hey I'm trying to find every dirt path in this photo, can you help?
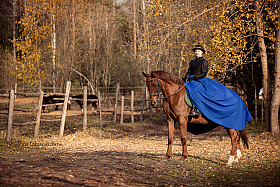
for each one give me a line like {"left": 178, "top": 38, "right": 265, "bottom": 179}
{"left": 0, "top": 121, "right": 279, "bottom": 187}
{"left": 0, "top": 97, "right": 279, "bottom": 186}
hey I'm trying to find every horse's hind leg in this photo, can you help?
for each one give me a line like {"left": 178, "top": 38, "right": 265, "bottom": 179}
{"left": 235, "top": 131, "right": 242, "bottom": 163}
{"left": 226, "top": 129, "right": 239, "bottom": 166}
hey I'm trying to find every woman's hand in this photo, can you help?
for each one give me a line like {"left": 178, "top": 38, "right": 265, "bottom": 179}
{"left": 188, "top": 76, "right": 197, "bottom": 81}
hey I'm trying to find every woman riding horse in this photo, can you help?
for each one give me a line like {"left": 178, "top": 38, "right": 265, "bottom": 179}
{"left": 182, "top": 44, "right": 208, "bottom": 116}
{"left": 142, "top": 45, "right": 252, "bottom": 165}
{"left": 182, "top": 44, "right": 252, "bottom": 131}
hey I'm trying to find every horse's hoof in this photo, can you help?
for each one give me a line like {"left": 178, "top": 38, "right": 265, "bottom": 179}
{"left": 236, "top": 150, "right": 242, "bottom": 160}
{"left": 178, "top": 156, "right": 187, "bottom": 162}
{"left": 226, "top": 155, "right": 235, "bottom": 166}
{"left": 226, "top": 163, "right": 233, "bottom": 166}
{"left": 178, "top": 160, "right": 184, "bottom": 163}
{"left": 162, "top": 156, "right": 170, "bottom": 161}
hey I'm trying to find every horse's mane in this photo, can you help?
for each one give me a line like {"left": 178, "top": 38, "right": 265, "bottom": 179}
{"left": 151, "top": 70, "right": 183, "bottom": 85}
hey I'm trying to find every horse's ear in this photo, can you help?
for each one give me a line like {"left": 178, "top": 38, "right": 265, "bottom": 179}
{"left": 142, "top": 72, "right": 149, "bottom": 77}
{"left": 151, "top": 72, "right": 157, "bottom": 78}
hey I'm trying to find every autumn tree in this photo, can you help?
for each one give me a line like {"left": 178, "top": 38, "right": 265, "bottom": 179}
{"left": 13, "top": 0, "right": 137, "bottom": 93}
{"left": 16, "top": 0, "right": 52, "bottom": 86}
{"left": 141, "top": 0, "right": 279, "bottom": 133}
{"left": 72, "top": 0, "right": 138, "bottom": 91}
{"left": 141, "top": 0, "right": 218, "bottom": 76}
{"left": 0, "top": 0, "right": 21, "bottom": 90}
{"left": 14, "top": 0, "right": 68, "bottom": 90}
{"left": 210, "top": 0, "right": 279, "bottom": 133}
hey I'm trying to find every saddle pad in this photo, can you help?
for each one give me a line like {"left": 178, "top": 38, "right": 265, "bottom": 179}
{"left": 185, "top": 93, "right": 193, "bottom": 107}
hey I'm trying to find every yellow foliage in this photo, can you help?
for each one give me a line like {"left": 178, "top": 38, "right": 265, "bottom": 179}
{"left": 209, "top": 0, "right": 279, "bottom": 78}
{"left": 141, "top": 0, "right": 278, "bottom": 79}
{"left": 13, "top": 0, "right": 67, "bottom": 84}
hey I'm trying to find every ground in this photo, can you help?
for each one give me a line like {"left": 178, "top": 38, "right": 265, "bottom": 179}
{"left": 0, "top": 97, "right": 279, "bottom": 186}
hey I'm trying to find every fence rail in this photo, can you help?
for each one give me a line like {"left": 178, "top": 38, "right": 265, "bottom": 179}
{"left": 1, "top": 82, "right": 159, "bottom": 142}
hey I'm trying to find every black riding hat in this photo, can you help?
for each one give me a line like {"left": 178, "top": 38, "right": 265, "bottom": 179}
{"left": 192, "top": 45, "right": 205, "bottom": 54}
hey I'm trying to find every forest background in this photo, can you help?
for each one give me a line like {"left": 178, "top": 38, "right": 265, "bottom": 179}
{"left": 0, "top": 0, "right": 279, "bottom": 134}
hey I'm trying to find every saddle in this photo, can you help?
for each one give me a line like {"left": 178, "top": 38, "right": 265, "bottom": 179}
{"left": 184, "top": 93, "right": 193, "bottom": 107}
{"left": 185, "top": 93, "right": 202, "bottom": 117}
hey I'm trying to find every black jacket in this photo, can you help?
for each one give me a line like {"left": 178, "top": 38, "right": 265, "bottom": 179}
{"left": 183, "top": 57, "right": 208, "bottom": 81}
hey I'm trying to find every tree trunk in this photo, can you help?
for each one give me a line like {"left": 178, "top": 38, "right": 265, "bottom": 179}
{"left": 254, "top": 1, "right": 271, "bottom": 131}
{"left": 71, "top": 0, "right": 75, "bottom": 66}
{"left": 51, "top": 3, "right": 57, "bottom": 93}
{"left": 133, "top": 0, "right": 137, "bottom": 59}
{"left": 12, "top": 0, "right": 17, "bottom": 83}
{"left": 270, "top": 15, "right": 280, "bottom": 135}
{"left": 89, "top": 7, "right": 94, "bottom": 93}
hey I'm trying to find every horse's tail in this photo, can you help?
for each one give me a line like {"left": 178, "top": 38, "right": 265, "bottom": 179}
{"left": 239, "top": 128, "right": 249, "bottom": 149}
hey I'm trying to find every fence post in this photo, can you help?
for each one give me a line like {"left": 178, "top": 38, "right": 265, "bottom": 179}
{"left": 156, "top": 102, "right": 159, "bottom": 116}
{"left": 131, "top": 91, "right": 134, "bottom": 123}
{"left": 146, "top": 86, "right": 149, "bottom": 108}
{"left": 98, "top": 91, "right": 102, "bottom": 128}
{"left": 150, "top": 104, "right": 153, "bottom": 119}
{"left": 113, "top": 83, "right": 120, "bottom": 124}
{"left": 83, "top": 86, "right": 87, "bottom": 131}
{"left": 120, "top": 95, "right": 124, "bottom": 125}
{"left": 59, "top": 81, "right": 71, "bottom": 137}
{"left": 14, "top": 83, "right": 17, "bottom": 100}
{"left": 34, "top": 90, "right": 44, "bottom": 138}
{"left": 6, "top": 90, "right": 14, "bottom": 142}
{"left": 140, "top": 88, "right": 145, "bottom": 122}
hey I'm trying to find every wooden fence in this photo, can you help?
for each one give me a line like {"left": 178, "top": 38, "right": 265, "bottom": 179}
{"left": 2, "top": 82, "right": 159, "bottom": 142}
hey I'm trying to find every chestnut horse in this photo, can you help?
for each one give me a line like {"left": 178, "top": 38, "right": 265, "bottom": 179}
{"left": 142, "top": 70, "right": 249, "bottom": 166}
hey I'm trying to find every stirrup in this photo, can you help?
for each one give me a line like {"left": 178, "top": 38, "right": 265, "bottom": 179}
{"left": 190, "top": 111, "right": 201, "bottom": 117}
{"left": 189, "top": 107, "right": 201, "bottom": 117}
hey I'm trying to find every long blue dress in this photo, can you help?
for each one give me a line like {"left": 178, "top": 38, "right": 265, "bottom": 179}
{"left": 184, "top": 76, "right": 252, "bottom": 130}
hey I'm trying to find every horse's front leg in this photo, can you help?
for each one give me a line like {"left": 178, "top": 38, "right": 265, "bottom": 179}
{"left": 162, "top": 117, "right": 175, "bottom": 161}
{"left": 178, "top": 117, "right": 188, "bottom": 162}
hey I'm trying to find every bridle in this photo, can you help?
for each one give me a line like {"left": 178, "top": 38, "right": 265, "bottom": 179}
{"left": 147, "top": 78, "right": 161, "bottom": 99}
{"left": 147, "top": 77, "right": 188, "bottom": 100}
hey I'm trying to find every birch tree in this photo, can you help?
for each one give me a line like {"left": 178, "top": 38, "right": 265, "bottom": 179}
{"left": 254, "top": 0, "right": 271, "bottom": 131}
{"left": 270, "top": 2, "right": 280, "bottom": 134}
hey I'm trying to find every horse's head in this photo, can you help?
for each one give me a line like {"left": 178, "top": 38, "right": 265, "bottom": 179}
{"left": 142, "top": 72, "right": 162, "bottom": 106}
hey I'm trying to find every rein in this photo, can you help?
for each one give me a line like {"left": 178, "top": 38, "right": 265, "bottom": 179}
{"left": 147, "top": 77, "right": 188, "bottom": 100}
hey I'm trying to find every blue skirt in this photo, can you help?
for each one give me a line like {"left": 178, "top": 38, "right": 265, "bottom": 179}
{"left": 184, "top": 77, "right": 252, "bottom": 130}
